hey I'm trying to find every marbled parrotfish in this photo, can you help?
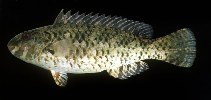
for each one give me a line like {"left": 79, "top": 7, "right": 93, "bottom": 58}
{"left": 7, "top": 9, "right": 196, "bottom": 87}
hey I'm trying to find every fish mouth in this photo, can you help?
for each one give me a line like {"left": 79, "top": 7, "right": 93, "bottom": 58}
{"left": 7, "top": 33, "right": 22, "bottom": 54}
{"left": 7, "top": 39, "right": 14, "bottom": 52}
{"left": 7, "top": 36, "right": 21, "bottom": 55}
{"left": 7, "top": 40, "right": 17, "bottom": 55}
{"left": 7, "top": 39, "right": 22, "bottom": 59}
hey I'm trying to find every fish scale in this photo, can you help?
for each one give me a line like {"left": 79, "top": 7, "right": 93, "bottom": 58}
{"left": 49, "top": 24, "right": 141, "bottom": 71}
{"left": 8, "top": 9, "right": 196, "bottom": 87}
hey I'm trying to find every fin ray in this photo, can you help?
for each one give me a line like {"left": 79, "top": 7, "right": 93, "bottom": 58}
{"left": 53, "top": 9, "right": 64, "bottom": 25}
{"left": 150, "top": 28, "right": 196, "bottom": 67}
{"left": 53, "top": 10, "right": 153, "bottom": 38}
{"left": 51, "top": 70, "right": 68, "bottom": 87}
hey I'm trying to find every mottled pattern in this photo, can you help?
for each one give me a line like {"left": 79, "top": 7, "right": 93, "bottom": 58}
{"left": 7, "top": 10, "right": 196, "bottom": 86}
{"left": 148, "top": 29, "right": 196, "bottom": 67}
{"left": 107, "top": 61, "right": 149, "bottom": 79}
{"left": 39, "top": 24, "right": 151, "bottom": 73}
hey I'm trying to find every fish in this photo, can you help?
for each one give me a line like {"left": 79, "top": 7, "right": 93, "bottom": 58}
{"left": 7, "top": 9, "right": 196, "bottom": 87}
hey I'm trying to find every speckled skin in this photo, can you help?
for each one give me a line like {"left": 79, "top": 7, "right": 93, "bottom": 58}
{"left": 8, "top": 23, "right": 195, "bottom": 72}
{"left": 7, "top": 10, "right": 196, "bottom": 86}
{"left": 9, "top": 23, "right": 153, "bottom": 72}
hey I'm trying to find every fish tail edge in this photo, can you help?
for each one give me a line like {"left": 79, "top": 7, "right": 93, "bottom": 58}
{"left": 152, "top": 28, "right": 196, "bottom": 67}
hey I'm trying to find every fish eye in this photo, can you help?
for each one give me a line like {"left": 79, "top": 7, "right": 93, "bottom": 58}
{"left": 22, "top": 33, "right": 31, "bottom": 40}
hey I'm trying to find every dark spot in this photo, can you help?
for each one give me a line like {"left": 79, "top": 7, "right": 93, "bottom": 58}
{"left": 96, "top": 50, "right": 99, "bottom": 56}
{"left": 65, "top": 56, "right": 68, "bottom": 59}
{"left": 83, "top": 48, "right": 87, "bottom": 55}
{"left": 85, "top": 41, "right": 89, "bottom": 47}
{"left": 108, "top": 69, "right": 112, "bottom": 73}
{"left": 104, "top": 37, "right": 108, "bottom": 42}
{"left": 108, "top": 43, "right": 111, "bottom": 47}
{"left": 110, "top": 62, "right": 113, "bottom": 65}
{"left": 165, "top": 53, "right": 168, "bottom": 56}
{"left": 121, "top": 52, "right": 124, "bottom": 57}
{"left": 162, "top": 47, "right": 166, "bottom": 50}
{"left": 157, "top": 54, "right": 160, "bottom": 59}
{"left": 81, "top": 33, "right": 85, "bottom": 41}
{"left": 148, "top": 55, "right": 150, "bottom": 58}
{"left": 99, "top": 36, "right": 103, "bottom": 41}
{"left": 14, "top": 49, "right": 23, "bottom": 57}
{"left": 78, "top": 38, "right": 83, "bottom": 43}
{"left": 91, "top": 42, "right": 94, "bottom": 47}
{"left": 98, "top": 64, "right": 101, "bottom": 68}
{"left": 69, "top": 34, "right": 73, "bottom": 38}
{"left": 99, "top": 56, "right": 102, "bottom": 59}
{"left": 73, "top": 55, "right": 77, "bottom": 60}
{"left": 126, "top": 53, "right": 129, "bottom": 57}
{"left": 52, "top": 31, "right": 57, "bottom": 38}
{"left": 117, "top": 51, "right": 120, "bottom": 54}
{"left": 53, "top": 60, "right": 57, "bottom": 65}
{"left": 72, "top": 38, "right": 76, "bottom": 43}
{"left": 44, "top": 58, "right": 48, "bottom": 62}
{"left": 120, "top": 40, "right": 124, "bottom": 45}
{"left": 77, "top": 64, "right": 81, "bottom": 68}
{"left": 94, "top": 56, "right": 97, "bottom": 61}
{"left": 164, "top": 42, "right": 168, "bottom": 46}
{"left": 106, "top": 50, "right": 109, "bottom": 54}
{"left": 140, "top": 51, "right": 142, "bottom": 56}
{"left": 101, "top": 50, "right": 104, "bottom": 55}
{"left": 44, "top": 31, "right": 52, "bottom": 38}
{"left": 106, "top": 57, "right": 108, "bottom": 61}
{"left": 76, "top": 49, "right": 80, "bottom": 55}
{"left": 138, "top": 56, "right": 141, "bottom": 60}
{"left": 119, "top": 66, "right": 123, "bottom": 72}
{"left": 48, "top": 49, "right": 55, "bottom": 54}
{"left": 69, "top": 63, "right": 73, "bottom": 68}
{"left": 94, "top": 37, "right": 97, "bottom": 41}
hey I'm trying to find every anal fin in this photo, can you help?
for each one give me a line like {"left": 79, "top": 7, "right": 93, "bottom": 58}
{"left": 107, "top": 61, "right": 149, "bottom": 79}
{"left": 51, "top": 70, "right": 68, "bottom": 87}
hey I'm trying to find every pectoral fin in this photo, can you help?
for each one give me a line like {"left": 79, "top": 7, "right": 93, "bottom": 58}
{"left": 51, "top": 70, "right": 68, "bottom": 87}
{"left": 107, "top": 61, "right": 149, "bottom": 79}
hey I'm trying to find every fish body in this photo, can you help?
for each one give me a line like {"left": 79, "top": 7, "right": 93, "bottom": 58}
{"left": 8, "top": 10, "right": 196, "bottom": 86}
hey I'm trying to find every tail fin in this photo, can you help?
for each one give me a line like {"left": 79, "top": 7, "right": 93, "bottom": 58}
{"left": 151, "top": 28, "right": 196, "bottom": 67}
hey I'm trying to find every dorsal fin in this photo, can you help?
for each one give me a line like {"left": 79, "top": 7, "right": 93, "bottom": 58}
{"left": 53, "top": 9, "right": 64, "bottom": 25}
{"left": 53, "top": 9, "right": 153, "bottom": 38}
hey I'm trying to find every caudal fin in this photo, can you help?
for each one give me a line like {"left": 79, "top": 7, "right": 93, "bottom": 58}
{"left": 151, "top": 28, "right": 196, "bottom": 67}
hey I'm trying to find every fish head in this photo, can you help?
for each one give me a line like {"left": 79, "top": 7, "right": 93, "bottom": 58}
{"left": 7, "top": 26, "right": 52, "bottom": 62}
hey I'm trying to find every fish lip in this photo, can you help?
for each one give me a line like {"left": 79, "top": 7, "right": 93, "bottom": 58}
{"left": 7, "top": 33, "right": 21, "bottom": 52}
{"left": 7, "top": 34, "right": 19, "bottom": 54}
{"left": 7, "top": 38, "right": 13, "bottom": 52}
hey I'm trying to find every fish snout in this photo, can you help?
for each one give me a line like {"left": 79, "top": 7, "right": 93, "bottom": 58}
{"left": 7, "top": 40, "right": 19, "bottom": 55}
{"left": 7, "top": 39, "right": 14, "bottom": 52}
{"left": 7, "top": 35, "right": 21, "bottom": 55}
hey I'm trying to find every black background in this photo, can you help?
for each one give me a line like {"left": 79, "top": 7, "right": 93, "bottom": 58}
{"left": 1, "top": 0, "right": 210, "bottom": 99}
